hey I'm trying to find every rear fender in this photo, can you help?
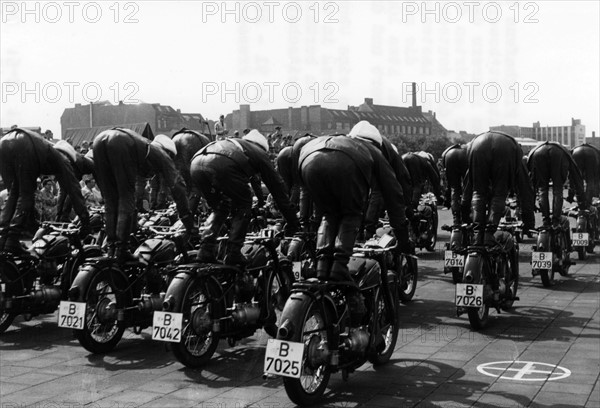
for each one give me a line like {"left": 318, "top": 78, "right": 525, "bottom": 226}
{"left": 536, "top": 231, "right": 551, "bottom": 252}
{"left": 162, "top": 268, "right": 223, "bottom": 314}
{"left": 277, "top": 290, "right": 337, "bottom": 344}
{"left": 68, "top": 258, "right": 129, "bottom": 301}
{"left": 462, "top": 252, "right": 484, "bottom": 284}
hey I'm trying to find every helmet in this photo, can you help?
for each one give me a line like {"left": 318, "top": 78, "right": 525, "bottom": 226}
{"left": 84, "top": 149, "right": 94, "bottom": 161}
{"left": 243, "top": 129, "right": 269, "bottom": 152}
{"left": 348, "top": 120, "right": 382, "bottom": 147}
{"left": 151, "top": 134, "right": 177, "bottom": 156}
{"left": 54, "top": 140, "right": 77, "bottom": 162}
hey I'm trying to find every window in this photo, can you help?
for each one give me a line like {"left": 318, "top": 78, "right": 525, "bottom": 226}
{"left": 419, "top": 127, "right": 423, "bottom": 134}
{"left": 384, "top": 125, "right": 389, "bottom": 134}
{"left": 402, "top": 125, "right": 406, "bottom": 134}
{"left": 425, "top": 127, "right": 430, "bottom": 135}
{"left": 336, "top": 122, "right": 342, "bottom": 130}
{"left": 328, "top": 122, "right": 333, "bottom": 129}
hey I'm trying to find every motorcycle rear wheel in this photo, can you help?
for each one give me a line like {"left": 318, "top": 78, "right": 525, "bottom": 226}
{"left": 467, "top": 278, "right": 490, "bottom": 330}
{"left": 283, "top": 302, "right": 332, "bottom": 406}
{"left": 75, "top": 269, "right": 126, "bottom": 353}
{"left": 171, "top": 278, "right": 220, "bottom": 368}
{"left": 264, "top": 267, "right": 294, "bottom": 338}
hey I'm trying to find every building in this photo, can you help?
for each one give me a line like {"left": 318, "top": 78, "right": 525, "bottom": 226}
{"left": 490, "top": 118, "right": 586, "bottom": 148}
{"left": 227, "top": 83, "right": 444, "bottom": 138}
{"left": 60, "top": 101, "right": 209, "bottom": 144}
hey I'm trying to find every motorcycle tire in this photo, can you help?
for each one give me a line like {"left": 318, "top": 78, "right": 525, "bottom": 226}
{"left": 556, "top": 231, "right": 571, "bottom": 278}
{"left": 500, "top": 257, "right": 519, "bottom": 311}
{"left": 264, "top": 267, "right": 294, "bottom": 338}
{"left": 368, "top": 285, "right": 399, "bottom": 366}
{"left": 425, "top": 208, "right": 438, "bottom": 252}
{"left": 171, "top": 277, "right": 221, "bottom": 368}
{"left": 398, "top": 255, "right": 418, "bottom": 303}
{"left": 0, "top": 262, "right": 19, "bottom": 334}
{"left": 283, "top": 301, "right": 332, "bottom": 407}
{"left": 74, "top": 269, "right": 126, "bottom": 353}
{"left": 467, "top": 278, "right": 490, "bottom": 330}
{"left": 577, "top": 246, "right": 587, "bottom": 261}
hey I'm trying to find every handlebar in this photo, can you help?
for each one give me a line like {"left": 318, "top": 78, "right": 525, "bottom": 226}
{"left": 41, "top": 222, "right": 80, "bottom": 235}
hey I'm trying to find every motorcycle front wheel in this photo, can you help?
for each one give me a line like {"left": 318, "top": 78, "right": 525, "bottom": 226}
{"left": 283, "top": 302, "right": 332, "bottom": 406}
{"left": 425, "top": 208, "right": 438, "bottom": 252}
{"left": 75, "top": 269, "right": 126, "bottom": 353}
{"left": 171, "top": 278, "right": 220, "bottom": 368}
{"left": 368, "top": 286, "right": 399, "bottom": 365}
{"left": 398, "top": 255, "right": 418, "bottom": 303}
{"left": 0, "top": 262, "right": 19, "bottom": 334}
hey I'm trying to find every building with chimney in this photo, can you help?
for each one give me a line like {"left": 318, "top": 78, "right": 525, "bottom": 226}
{"left": 227, "top": 83, "right": 444, "bottom": 138}
{"left": 490, "top": 118, "right": 586, "bottom": 148}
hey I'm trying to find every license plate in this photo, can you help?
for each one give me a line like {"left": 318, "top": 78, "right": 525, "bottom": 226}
{"left": 58, "top": 301, "right": 85, "bottom": 330}
{"left": 455, "top": 284, "right": 483, "bottom": 307}
{"left": 292, "top": 261, "right": 302, "bottom": 280}
{"left": 572, "top": 232, "right": 589, "bottom": 247}
{"left": 152, "top": 311, "right": 182, "bottom": 343}
{"left": 532, "top": 252, "right": 552, "bottom": 269}
{"left": 264, "top": 338, "right": 304, "bottom": 378}
{"left": 444, "top": 251, "right": 464, "bottom": 267}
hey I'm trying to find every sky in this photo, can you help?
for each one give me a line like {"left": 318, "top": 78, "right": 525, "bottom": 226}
{"left": 1, "top": 0, "right": 599, "bottom": 137}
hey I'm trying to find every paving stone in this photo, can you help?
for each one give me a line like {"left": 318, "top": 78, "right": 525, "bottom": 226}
{"left": 532, "top": 390, "right": 589, "bottom": 406}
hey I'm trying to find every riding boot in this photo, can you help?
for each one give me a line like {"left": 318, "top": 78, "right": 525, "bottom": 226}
{"left": 2, "top": 232, "right": 29, "bottom": 256}
{"left": 315, "top": 216, "right": 335, "bottom": 280}
{"left": 197, "top": 209, "right": 228, "bottom": 263}
{"left": 115, "top": 212, "right": 136, "bottom": 264}
{"left": 223, "top": 207, "right": 251, "bottom": 267}
{"left": 329, "top": 216, "right": 361, "bottom": 282}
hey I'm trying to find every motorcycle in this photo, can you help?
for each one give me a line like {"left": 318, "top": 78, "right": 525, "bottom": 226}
{"left": 456, "top": 223, "right": 519, "bottom": 330}
{"left": 530, "top": 218, "right": 572, "bottom": 287}
{"left": 566, "top": 203, "right": 598, "bottom": 260}
{"left": 158, "top": 229, "right": 294, "bottom": 368}
{"left": 441, "top": 224, "right": 473, "bottom": 284}
{"left": 0, "top": 222, "right": 102, "bottom": 334}
{"left": 67, "top": 225, "right": 192, "bottom": 353}
{"left": 264, "top": 232, "right": 401, "bottom": 406}
{"left": 411, "top": 193, "right": 438, "bottom": 252}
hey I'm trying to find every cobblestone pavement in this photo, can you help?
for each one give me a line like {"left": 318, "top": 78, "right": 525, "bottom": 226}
{"left": 1, "top": 209, "right": 599, "bottom": 408}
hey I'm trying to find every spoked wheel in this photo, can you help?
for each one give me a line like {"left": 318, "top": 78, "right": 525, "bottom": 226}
{"left": 0, "top": 264, "right": 18, "bottom": 334}
{"left": 283, "top": 303, "right": 332, "bottom": 406}
{"left": 171, "top": 278, "right": 220, "bottom": 368}
{"left": 398, "top": 255, "right": 418, "bottom": 303}
{"left": 368, "top": 286, "right": 399, "bottom": 365}
{"left": 501, "top": 256, "right": 519, "bottom": 311}
{"left": 467, "top": 280, "right": 490, "bottom": 330}
{"left": 264, "top": 268, "right": 294, "bottom": 338}
{"left": 75, "top": 270, "right": 126, "bottom": 353}
{"left": 425, "top": 208, "right": 438, "bottom": 252}
{"left": 556, "top": 231, "right": 571, "bottom": 278}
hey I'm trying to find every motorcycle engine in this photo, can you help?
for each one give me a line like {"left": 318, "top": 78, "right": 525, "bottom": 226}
{"left": 235, "top": 272, "right": 255, "bottom": 303}
{"left": 343, "top": 328, "right": 370, "bottom": 353}
{"left": 37, "top": 260, "right": 59, "bottom": 285}
{"left": 231, "top": 302, "right": 261, "bottom": 325}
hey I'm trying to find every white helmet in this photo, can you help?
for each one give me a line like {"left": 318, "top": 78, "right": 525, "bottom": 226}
{"left": 151, "top": 134, "right": 177, "bottom": 156}
{"left": 243, "top": 129, "right": 269, "bottom": 152}
{"left": 348, "top": 120, "right": 382, "bottom": 147}
{"left": 54, "top": 140, "right": 77, "bottom": 162}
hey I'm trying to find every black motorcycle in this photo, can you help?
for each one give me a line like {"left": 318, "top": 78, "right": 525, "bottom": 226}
{"left": 441, "top": 224, "right": 473, "bottom": 284}
{"left": 159, "top": 230, "right": 294, "bottom": 368}
{"left": 0, "top": 222, "right": 101, "bottom": 334}
{"left": 456, "top": 223, "right": 519, "bottom": 330}
{"left": 411, "top": 193, "right": 438, "bottom": 252}
{"left": 265, "top": 232, "right": 401, "bottom": 406}
{"left": 67, "top": 225, "right": 191, "bottom": 353}
{"left": 566, "top": 204, "right": 598, "bottom": 260}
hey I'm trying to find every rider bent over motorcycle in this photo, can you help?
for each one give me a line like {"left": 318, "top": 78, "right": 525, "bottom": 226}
{"left": 299, "top": 121, "right": 411, "bottom": 326}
